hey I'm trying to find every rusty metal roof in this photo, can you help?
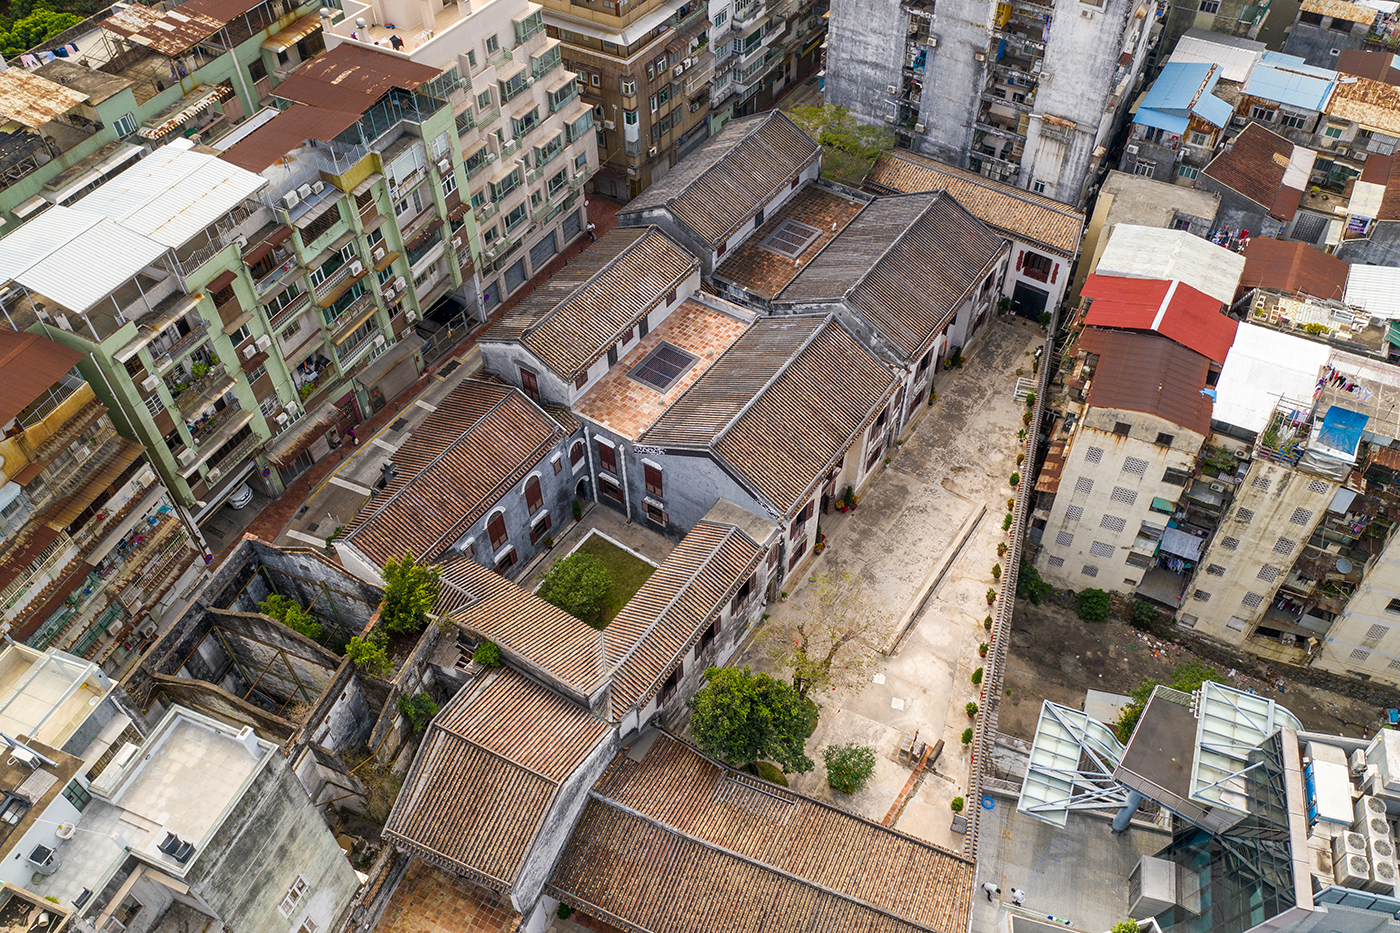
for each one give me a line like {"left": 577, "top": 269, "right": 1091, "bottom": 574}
{"left": 1077, "top": 328, "right": 1214, "bottom": 435}
{"left": 120, "top": 5, "right": 225, "bottom": 56}
{"left": 0, "top": 69, "right": 88, "bottom": 130}
{"left": 272, "top": 43, "right": 441, "bottom": 113}
{"left": 1240, "top": 237, "right": 1350, "bottom": 301}
{"left": 1328, "top": 75, "right": 1400, "bottom": 136}
{"left": 0, "top": 330, "right": 82, "bottom": 426}
{"left": 1301, "top": 0, "right": 1378, "bottom": 23}
{"left": 383, "top": 667, "right": 612, "bottom": 892}
{"left": 219, "top": 103, "right": 365, "bottom": 173}
{"left": 549, "top": 734, "right": 976, "bottom": 933}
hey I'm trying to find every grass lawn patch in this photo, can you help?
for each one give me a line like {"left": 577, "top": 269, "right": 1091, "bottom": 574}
{"left": 754, "top": 761, "right": 789, "bottom": 786}
{"left": 574, "top": 533, "right": 655, "bottom": 627}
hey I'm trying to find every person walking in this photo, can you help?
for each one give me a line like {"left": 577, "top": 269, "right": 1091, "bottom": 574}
{"left": 982, "top": 882, "right": 1001, "bottom": 902}
{"left": 586, "top": 221, "right": 597, "bottom": 243}
{"left": 1011, "top": 888, "right": 1026, "bottom": 907}
{"left": 346, "top": 426, "right": 358, "bottom": 447}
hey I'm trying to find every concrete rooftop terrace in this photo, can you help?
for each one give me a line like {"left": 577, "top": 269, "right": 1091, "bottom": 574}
{"left": 0, "top": 646, "right": 112, "bottom": 750}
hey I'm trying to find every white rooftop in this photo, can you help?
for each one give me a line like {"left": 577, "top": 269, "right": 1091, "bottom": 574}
{"left": 0, "top": 205, "right": 166, "bottom": 314}
{"left": 0, "top": 645, "right": 111, "bottom": 749}
{"left": 1214, "top": 323, "right": 1332, "bottom": 433}
{"left": 1190, "top": 681, "right": 1301, "bottom": 814}
{"left": 1172, "top": 28, "right": 1266, "bottom": 84}
{"left": 73, "top": 140, "right": 267, "bottom": 249}
{"left": 1346, "top": 264, "right": 1400, "bottom": 319}
{"left": 1094, "top": 225, "right": 1246, "bottom": 306}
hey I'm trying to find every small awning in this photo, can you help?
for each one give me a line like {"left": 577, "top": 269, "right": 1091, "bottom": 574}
{"left": 317, "top": 268, "right": 368, "bottom": 308}
{"left": 1160, "top": 527, "right": 1205, "bottom": 561}
{"left": 222, "top": 309, "right": 254, "bottom": 334}
{"left": 355, "top": 336, "right": 417, "bottom": 390}
{"left": 243, "top": 226, "right": 292, "bottom": 265}
{"left": 13, "top": 195, "right": 48, "bottom": 219}
{"left": 1151, "top": 496, "right": 1176, "bottom": 513}
{"left": 207, "top": 270, "right": 237, "bottom": 295}
{"left": 351, "top": 173, "right": 382, "bottom": 197}
{"left": 262, "top": 13, "right": 322, "bottom": 52}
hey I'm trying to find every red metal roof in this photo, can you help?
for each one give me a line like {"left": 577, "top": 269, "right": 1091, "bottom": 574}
{"left": 1082, "top": 273, "right": 1238, "bottom": 365}
{"left": 272, "top": 43, "right": 440, "bottom": 113}
{"left": 0, "top": 331, "right": 82, "bottom": 426}
{"left": 1239, "top": 237, "right": 1349, "bottom": 302}
{"left": 219, "top": 103, "right": 363, "bottom": 173}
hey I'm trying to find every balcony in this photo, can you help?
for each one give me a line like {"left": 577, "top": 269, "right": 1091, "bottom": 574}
{"left": 983, "top": 90, "right": 1035, "bottom": 113}
{"left": 487, "top": 46, "right": 513, "bottom": 68}
{"left": 328, "top": 293, "right": 377, "bottom": 342}
{"left": 993, "top": 27, "right": 1045, "bottom": 51}
{"left": 209, "top": 431, "right": 264, "bottom": 478}
{"left": 313, "top": 259, "right": 365, "bottom": 304}
{"left": 975, "top": 120, "right": 1026, "bottom": 141}
{"left": 266, "top": 291, "right": 312, "bottom": 333}
{"left": 178, "top": 405, "right": 255, "bottom": 476}
{"left": 254, "top": 255, "right": 302, "bottom": 295}
{"left": 172, "top": 363, "right": 235, "bottom": 417}
{"left": 152, "top": 321, "right": 210, "bottom": 372}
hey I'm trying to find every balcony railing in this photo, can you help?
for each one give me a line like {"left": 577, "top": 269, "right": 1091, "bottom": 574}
{"left": 210, "top": 431, "right": 264, "bottom": 477}
{"left": 151, "top": 321, "right": 209, "bottom": 371}
{"left": 328, "top": 293, "right": 376, "bottom": 341}
{"left": 172, "top": 363, "right": 233, "bottom": 417}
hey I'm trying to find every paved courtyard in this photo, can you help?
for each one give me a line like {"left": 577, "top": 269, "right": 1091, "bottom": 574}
{"left": 735, "top": 316, "right": 1044, "bottom": 851}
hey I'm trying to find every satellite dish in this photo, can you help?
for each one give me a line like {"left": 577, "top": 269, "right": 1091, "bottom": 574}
{"left": 1337, "top": 557, "right": 1353, "bottom": 575}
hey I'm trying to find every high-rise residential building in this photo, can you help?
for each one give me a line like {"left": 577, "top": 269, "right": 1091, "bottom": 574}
{"left": 0, "top": 332, "right": 202, "bottom": 668}
{"left": 824, "top": 0, "right": 1155, "bottom": 207}
{"left": 321, "top": 0, "right": 600, "bottom": 310}
{"left": 704, "top": 0, "right": 828, "bottom": 131}
{"left": 533, "top": 0, "right": 712, "bottom": 199}
{"left": 0, "top": 0, "right": 328, "bottom": 232}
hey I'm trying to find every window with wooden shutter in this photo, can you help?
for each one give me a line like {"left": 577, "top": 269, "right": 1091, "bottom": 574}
{"left": 570, "top": 440, "right": 584, "bottom": 466}
{"left": 488, "top": 512, "right": 508, "bottom": 550}
{"left": 661, "top": 661, "right": 682, "bottom": 696}
{"left": 530, "top": 512, "right": 552, "bottom": 543}
{"left": 598, "top": 440, "right": 617, "bottom": 474}
{"left": 644, "top": 463, "right": 663, "bottom": 497}
{"left": 525, "top": 476, "right": 543, "bottom": 513}
{"left": 600, "top": 475, "right": 623, "bottom": 502}
{"left": 731, "top": 574, "right": 754, "bottom": 614}
{"left": 520, "top": 367, "right": 540, "bottom": 402}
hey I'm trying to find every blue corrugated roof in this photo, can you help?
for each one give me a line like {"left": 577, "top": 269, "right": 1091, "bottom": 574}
{"left": 1245, "top": 52, "right": 1337, "bottom": 111}
{"left": 1141, "top": 62, "right": 1220, "bottom": 113}
{"left": 1196, "top": 93, "right": 1234, "bottom": 128}
{"left": 1134, "top": 108, "right": 1191, "bottom": 134}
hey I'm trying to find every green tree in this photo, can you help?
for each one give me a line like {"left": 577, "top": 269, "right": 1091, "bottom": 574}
{"left": 787, "top": 104, "right": 894, "bottom": 187}
{"left": 757, "top": 569, "right": 891, "bottom": 701}
{"left": 823, "top": 743, "right": 877, "bottom": 794}
{"left": 1077, "top": 588, "right": 1111, "bottom": 622}
{"left": 346, "top": 630, "right": 392, "bottom": 679}
{"left": 0, "top": 4, "right": 83, "bottom": 57}
{"left": 538, "top": 551, "right": 611, "bottom": 626}
{"left": 380, "top": 554, "right": 441, "bottom": 635}
{"left": 258, "top": 594, "right": 323, "bottom": 642}
{"left": 1017, "top": 560, "right": 1052, "bottom": 604}
{"left": 1112, "top": 923, "right": 1140, "bottom": 933}
{"left": 689, "top": 667, "right": 818, "bottom": 774}
{"left": 1114, "top": 660, "right": 1222, "bottom": 742}
{"left": 397, "top": 692, "right": 440, "bottom": 732}
{"left": 473, "top": 640, "right": 502, "bottom": 666}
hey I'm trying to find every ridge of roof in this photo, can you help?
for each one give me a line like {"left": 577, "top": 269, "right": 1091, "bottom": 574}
{"left": 515, "top": 227, "right": 653, "bottom": 340}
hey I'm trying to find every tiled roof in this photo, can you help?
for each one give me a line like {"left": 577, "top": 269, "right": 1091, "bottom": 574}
{"left": 1239, "top": 237, "right": 1349, "bottom": 301}
{"left": 548, "top": 734, "right": 975, "bottom": 933}
{"left": 712, "top": 184, "right": 867, "bottom": 300}
{"left": 1077, "top": 328, "right": 1214, "bottom": 435}
{"left": 572, "top": 299, "right": 751, "bottom": 440}
{"left": 382, "top": 667, "right": 612, "bottom": 891}
{"left": 647, "top": 317, "right": 900, "bottom": 515}
{"left": 483, "top": 226, "right": 697, "bottom": 380}
{"left": 1328, "top": 74, "right": 1400, "bottom": 138}
{"left": 1200, "top": 123, "right": 1312, "bottom": 220}
{"left": 1081, "top": 273, "right": 1239, "bottom": 364}
{"left": 865, "top": 150, "right": 1084, "bottom": 255}
{"left": 375, "top": 860, "right": 522, "bottom": 933}
{"left": 606, "top": 521, "right": 764, "bottom": 715}
{"left": 778, "top": 193, "right": 1008, "bottom": 359}
{"left": 343, "top": 380, "right": 562, "bottom": 567}
{"left": 618, "top": 111, "right": 820, "bottom": 245}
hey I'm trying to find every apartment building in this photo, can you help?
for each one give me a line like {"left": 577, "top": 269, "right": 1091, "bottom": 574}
{"left": 0, "top": 333, "right": 202, "bottom": 669}
{"left": 0, "top": 0, "right": 328, "bottom": 232}
{"left": 321, "top": 0, "right": 600, "bottom": 310}
{"left": 823, "top": 0, "right": 1154, "bottom": 208}
{"left": 536, "top": 0, "right": 711, "bottom": 199}
{"left": 704, "top": 0, "right": 828, "bottom": 128}
{"left": 1282, "top": 0, "right": 1381, "bottom": 66}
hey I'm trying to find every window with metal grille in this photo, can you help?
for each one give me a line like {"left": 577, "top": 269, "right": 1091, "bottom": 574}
{"left": 1242, "top": 592, "right": 1264, "bottom": 608}
{"left": 1290, "top": 507, "right": 1313, "bottom": 525}
{"left": 1179, "top": 614, "right": 1197, "bottom": 629}
{"left": 1090, "top": 541, "right": 1115, "bottom": 558}
{"left": 1388, "top": 598, "right": 1400, "bottom": 614}
{"left": 1257, "top": 564, "right": 1279, "bottom": 582}
{"left": 760, "top": 218, "right": 822, "bottom": 258}
{"left": 1162, "top": 467, "right": 1190, "bottom": 485}
{"left": 644, "top": 463, "right": 663, "bottom": 497}
{"left": 1351, "top": 648, "right": 1372, "bottom": 662}
{"left": 1048, "top": 556, "right": 1065, "bottom": 567}
{"left": 1065, "top": 505, "right": 1084, "bottom": 522}
{"left": 529, "top": 511, "right": 552, "bottom": 544}
{"left": 1308, "top": 479, "right": 1329, "bottom": 494}
{"left": 1113, "top": 422, "right": 1130, "bottom": 436}
{"left": 1127, "top": 552, "right": 1152, "bottom": 568}
{"left": 1207, "top": 564, "right": 1225, "bottom": 576}
{"left": 1076, "top": 477, "right": 1094, "bottom": 494}
{"left": 1236, "top": 508, "right": 1254, "bottom": 523}
{"left": 1100, "top": 514, "right": 1126, "bottom": 533}
{"left": 644, "top": 501, "right": 666, "bottom": 525}
{"left": 1273, "top": 537, "right": 1295, "bottom": 555}
{"left": 1222, "top": 536, "right": 1239, "bottom": 550}
{"left": 1227, "top": 616, "right": 1247, "bottom": 631}
{"left": 1366, "top": 623, "right": 1389, "bottom": 641}
{"left": 1123, "top": 457, "right": 1148, "bottom": 476}
{"left": 1056, "top": 531, "right": 1074, "bottom": 547}
{"left": 1390, "top": 658, "right": 1400, "bottom": 671}
{"left": 1155, "top": 432, "right": 1175, "bottom": 447}
{"left": 1193, "top": 590, "right": 1211, "bottom": 602}
{"left": 1081, "top": 565, "right": 1099, "bottom": 577}
{"left": 487, "top": 512, "right": 508, "bottom": 551}
{"left": 1252, "top": 475, "right": 1271, "bottom": 491}
{"left": 629, "top": 342, "right": 697, "bottom": 391}
{"left": 1110, "top": 486, "right": 1137, "bottom": 505}
{"left": 1085, "top": 446, "right": 1104, "bottom": 464}
{"left": 524, "top": 476, "right": 543, "bottom": 514}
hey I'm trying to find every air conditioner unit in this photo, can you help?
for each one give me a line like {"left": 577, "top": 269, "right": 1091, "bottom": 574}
{"left": 255, "top": 334, "right": 271, "bottom": 352}
{"left": 690, "top": 101, "right": 701, "bottom": 112}
{"left": 1370, "top": 854, "right": 1399, "bottom": 894}
{"left": 242, "top": 345, "right": 257, "bottom": 360}
{"left": 1210, "top": 482, "right": 1226, "bottom": 493}
{"left": 1232, "top": 116, "right": 1246, "bottom": 126}
{"left": 648, "top": 146, "right": 658, "bottom": 156}
{"left": 1126, "top": 144, "right": 1139, "bottom": 154}
{"left": 1361, "top": 816, "right": 1393, "bottom": 842}
{"left": 452, "top": 237, "right": 463, "bottom": 248}
{"left": 281, "top": 192, "right": 301, "bottom": 210}
{"left": 928, "top": 36, "right": 938, "bottom": 47}
{"left": 234, "top": 235, "right": 248, "bottom": 248}
{"left": 297, "top": 183, "right": 313, "bottom": 199}
{"left": 1369, "top": 836, "right": 1395, "bottom": 865}
{"left": 1336, "top": 854, "right": 1372, "bottom": 888}
{"left": 915, "top": 123, "right": 926, "bottom": 133}
{"left": 1358, "top": 796, "right": 1389, "bottom": 824}
{"left": 311, "top": 180, "right": 326, "bottom": 195}
{"left": 208, "top": 467, "right": 221, "bottom": 481}
{"left": 405, "top": 309, "right": 417, "bottom": 323}
{"left": 141, "top": 374, "right": 160, "bottom": 392}
{"left": 1335, "top": 831, "right": 1368, "bottom": 863}
{"left": 684, "top": 57, "right": 693, "bottom": 68}
{"left": 1353, "top": 749, "right": 1370, "bottom": 778}
{"left": 887, "top": 84, "right": 898, "bottom": 94}
{"left": 349, "top": 261, "right": 364, "bottom": 276}
{"left": 974, "top": 52, "right": 986, "bottom": 61}
{"left": 604, "top": 120, "right": 616, "bottom": 129}
{"left": 1233, "top": 448, "right": 1250, "bottom": 460}
{"left": 883, "top": 115, "right": 895, "bottom": 123}
{"left": 1080, "top": 8, "right": 1093, "bottom": 16}
{"left": 373, "top": 247, "right": 385, "bottom": 261}
{"left": 275, "top": 412, "right": 288, "bottom": 425}
{"left": 284, "top": 401, "right": 299, "bottom": 415}
{"left": 394, "top": 276, "right": 406, "bottom": 291}
{"left": 486, "top": 152, "right": 498, "bottom": 162}
{"left": 177, "top": 449, "right": 197, "bottom": 466}
{"left": 674, "top": 64, "right": 683, "bottom": 76}
{"left": 373, "top": 334, "right": 385, "bottom": 348}
{"left": 438, "top": 158, "right": 451, "bottom": 173}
